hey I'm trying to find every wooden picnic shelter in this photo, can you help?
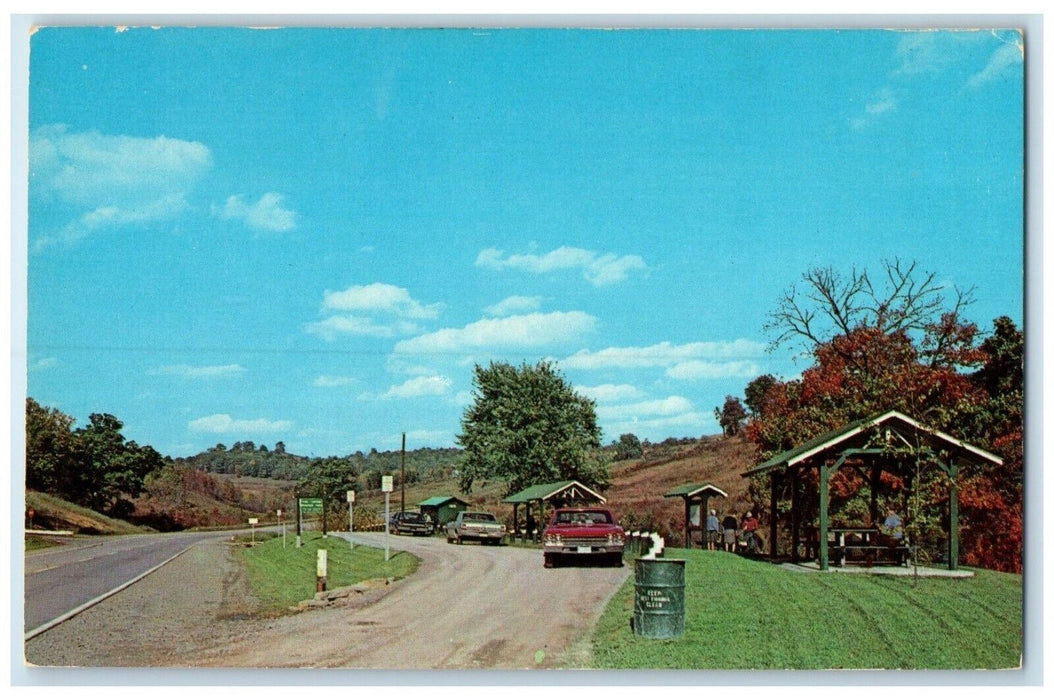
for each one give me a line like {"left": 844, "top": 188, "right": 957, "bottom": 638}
{"left": 663, "top": 483, "right": 728, "bottom": 548}
{"left": 741, "top": 410, "right": 1003, "bottom": 571}
{"left": 503, "top": 479, "right": 605, "bottom": 541}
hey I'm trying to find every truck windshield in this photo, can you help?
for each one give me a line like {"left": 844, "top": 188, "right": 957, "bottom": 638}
{"left": 555, "top": 511, "right": 611, "bottom": 525}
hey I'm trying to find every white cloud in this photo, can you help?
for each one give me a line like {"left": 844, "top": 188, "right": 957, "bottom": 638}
{"left": 604, "top": 412, "right": 716, "bottom": 439}
{"left": 476, "top": 246, "right": 647, "bottom": 286}
{"left": 483, "top": 295, "right": 543, "bottom": 317}
{"left": 665, "top": 360, "right": 761, "bottom": 380}
{"left": 188, "top": 414, "right": 292, "bottom": 434}
{"left": 574, "top": 383, "right": 646, "bottom": 402}
{"left": 562, "top": 339, "right": 766, "bottom": 371}
{"left": 313, "top": 375, "right": 357, "bottom": 387}
{"left": 151, "top": 363, "right": 247, "bottom": 379}
{"left": 393, "top": 311, "right": 596, "bottom": 355}
{"left": 968, "top": 41, "right": 1024, "bottom": 88}
{"left": 30, "top": 125, "right": 211, "bottom": 248}
{"left": 29, "top": 357, "right": 59, "bottom": 372}
{"left": 597, "top": 396, "right": 695, "bottom": 422}
{"left": 304, "top": 315, "right": 419, "bottom": 341}
{"left": 322, "top": 283, "right": 443, "bottom": 319}
{"left": 865, "top": 88, "right": 897, "bottom": 115}
{"left": 216, "top": 193, "right": 296, "bottom": 232}
{"left": 382, "top": 375, "right": 453, "bottom": 399}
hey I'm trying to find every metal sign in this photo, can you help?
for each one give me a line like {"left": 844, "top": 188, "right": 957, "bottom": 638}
{"left": 346, "top": 490, "right": 355, "bottom": 503}
{"left": 299, "top": 498, "right": 323, "bottom": 514}
{"left": 248, "top": 517, "right": 259, "bottom": 525}
{"left": 381, "top": 476, "right": 394, "bottom": 493}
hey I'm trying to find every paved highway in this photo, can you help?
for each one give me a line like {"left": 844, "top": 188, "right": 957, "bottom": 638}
{"left": 24, "top": 530, "right": 243, "bottom": 633}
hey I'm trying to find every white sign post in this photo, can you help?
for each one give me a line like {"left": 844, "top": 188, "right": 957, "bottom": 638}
{"left": 248, "top": 517, "right": 259, "bottom": 546}
{"left": 382, "top": 476, "right": 393, "bottom": 561}
{"left": 316, "top": 549, "right": 328, "bottom": 593}
{"left": 277, "top": 509, "right": 284, "bottom": 548}
{"left": 346, "top": 490, "right": 355, "bottom": 550}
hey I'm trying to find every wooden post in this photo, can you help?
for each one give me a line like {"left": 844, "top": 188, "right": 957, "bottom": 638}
{"left": 948, "top": 459, "right": 960, "bottom": 571}
{"left": 769, "top": 471, "right": 779, "bottom": 558}
{"left": 819, "top": 462, "right": 830, "bottom": 571}
{"left": 869, "top": 464, "right": 880, "bottom": 528}
{"left": 683, "top": 497, "right": 691, "bottom": 549}
{"left": 790, "top": 468, "right": 800, "bottom": 562}
{"left": 820, "top": 455, "right": 849, "bottom": 571}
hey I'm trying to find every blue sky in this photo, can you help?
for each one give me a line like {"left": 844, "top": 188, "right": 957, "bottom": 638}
{"left": 24, "top": 27, "right": 1024, "bottom": 458}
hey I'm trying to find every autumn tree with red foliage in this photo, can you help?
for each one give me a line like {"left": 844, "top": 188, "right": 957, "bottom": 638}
{"left": 745, "top": 261, "right": 1022, "bottom": 573}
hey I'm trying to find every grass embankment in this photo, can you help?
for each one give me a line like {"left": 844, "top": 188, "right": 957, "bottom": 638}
{"left": 241, "top": 531, "right": 419, "bottom": 611}
{"left": 590, "top": 549, "right": 1022, "bottom": 670}
{"left": 26, "top": 490, "right": 148, "bottom": 535}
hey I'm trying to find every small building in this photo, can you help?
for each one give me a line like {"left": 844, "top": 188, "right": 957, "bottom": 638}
{"left": 418, "top": 496, "right": 471, "bottom": 528}
{"left": 663, "top": 483, "right": 728, "bottom": 549}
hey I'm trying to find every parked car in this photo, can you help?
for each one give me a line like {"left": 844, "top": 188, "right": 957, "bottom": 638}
{"left": 389, "top": 510, "right": 434, "bottom": 536}
{"left": 542, "top": 507, "right": 625, "bottom": 568}
{"left": 445, "top": 510, "right": 506, "bottom": 545}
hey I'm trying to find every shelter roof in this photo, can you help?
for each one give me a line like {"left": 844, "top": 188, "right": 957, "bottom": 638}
{"left": 742, "top": 409, "right": 1003, "bottom": 478}
{"left": 418, "top": 495, "right": 470, "bottom": 508}
{"left": 502, "top": 479, "right": 605, "bottom": 504}
{"left": 663, "top": 483, "right": 729, "bottom": 499}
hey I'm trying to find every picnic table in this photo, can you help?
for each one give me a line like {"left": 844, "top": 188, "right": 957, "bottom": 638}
{"left": 828, "top": 527, "right": 910, "bottom": 567}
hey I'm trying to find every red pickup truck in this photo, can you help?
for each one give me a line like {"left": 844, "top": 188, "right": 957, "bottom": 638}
{"left": 542, "top": 507, "right": 625, "bottom": 568}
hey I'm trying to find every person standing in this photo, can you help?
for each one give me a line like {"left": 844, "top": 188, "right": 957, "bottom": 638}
{"left": 741, "top": 511, "right": 760, "bottom": 553}
{"left": 722, "top": 512, "right": 738, "bottom": 552}
{"left": 705, "top": 508, "right": 721, "bottom": 551}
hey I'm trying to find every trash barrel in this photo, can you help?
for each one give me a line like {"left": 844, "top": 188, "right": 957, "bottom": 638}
{"left": 632, "top": 558, "right": 685, "bottom": 639}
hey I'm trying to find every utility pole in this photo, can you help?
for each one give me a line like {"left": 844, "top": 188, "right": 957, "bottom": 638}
{"left": 401, "top": 432, "right": 406, "bottom": 515}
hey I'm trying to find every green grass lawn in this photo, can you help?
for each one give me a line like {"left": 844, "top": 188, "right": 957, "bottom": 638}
{"left": 590, "top": 549, "right": 1022, "bottom": 670}
{"left": 241, "top": 531, "right": 419, "bottom": 611}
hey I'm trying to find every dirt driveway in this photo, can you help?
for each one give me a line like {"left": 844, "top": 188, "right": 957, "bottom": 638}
{"left": 25, "top": 532, "right": 630, "bottom": 669}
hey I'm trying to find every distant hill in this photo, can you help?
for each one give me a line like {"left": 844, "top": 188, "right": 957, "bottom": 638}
{"left": 604, "top": 433, "right": 759, "bottom": 541}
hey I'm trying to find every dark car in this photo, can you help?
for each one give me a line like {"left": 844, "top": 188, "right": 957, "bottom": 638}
{"left": 389, "top": 510, "right": 434, "bottom": 536}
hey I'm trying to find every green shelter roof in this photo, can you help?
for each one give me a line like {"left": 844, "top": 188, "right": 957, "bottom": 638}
{"left": 418, "top": 496, "right": 470, "bottom": 508}
{"left": 502, "top": 480, "right": 605, "bottom": 504}
{"left": 742, "top": 409, "right": 1003, "bottom": 478}
{"left": 663, "top": 483, "right": 729, "bottom": 499}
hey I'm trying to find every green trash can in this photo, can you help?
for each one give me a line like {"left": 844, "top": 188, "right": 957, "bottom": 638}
{"left": 632, "top": 558, "right": 685, "bottom": 639}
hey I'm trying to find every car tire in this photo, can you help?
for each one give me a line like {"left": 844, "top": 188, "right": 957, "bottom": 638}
{"left": 544, "top": 554, "right": 554, "bottom": 568}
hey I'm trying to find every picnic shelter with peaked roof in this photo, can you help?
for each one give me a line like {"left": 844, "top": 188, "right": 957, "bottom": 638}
{"left": 663, "top": 483, "right": 728, "bottom": 548}
{"left": 742, "top": 409, "right": 1003, "bottom": 571}
{"left": 502, "top": 479, "right": 605, "bottom": 540}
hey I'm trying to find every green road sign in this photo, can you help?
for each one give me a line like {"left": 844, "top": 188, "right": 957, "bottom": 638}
{"left": 299, "top": 498, "right": 323, "bottom": 514}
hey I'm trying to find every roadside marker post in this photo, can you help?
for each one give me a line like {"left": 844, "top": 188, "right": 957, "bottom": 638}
{"left": 316, "top": 549, "right": 327, "bottom": 593}
{"left": 382, "top": 476, "right": 393, "bottom": 561}
{"left": 249, "top": 517, "right": 259, "bottom": 546}
{"left": 277, "top": 509, "right": 284, "bottom": 548}
{"left": 347, "top": 490, "right": 355, "bottom": 550}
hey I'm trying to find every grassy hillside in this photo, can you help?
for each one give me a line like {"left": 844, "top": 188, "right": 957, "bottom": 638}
{"left": 591, "top": 548, "right": 1023, "bottom": 670}
{"left": 26, "top": 491, "right": 149, "bottom": 535}
{"left": 605, "top": 433, "right": 757, "bottom": 538}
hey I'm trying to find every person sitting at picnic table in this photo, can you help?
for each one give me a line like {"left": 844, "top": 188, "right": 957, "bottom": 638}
{"left": 880, "top": 507, "right": 904, "bottom": 543}
{"left": 741, "top": 511, "right": 760, "bottom": 552}
{"left": 721, "top": 512, "right": 738, "bottom": 552}
{"left": 705, "top": 509, "right": 721, "bottom": 551}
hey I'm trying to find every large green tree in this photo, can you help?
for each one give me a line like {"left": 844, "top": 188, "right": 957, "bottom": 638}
{"left": 456, "top": 360, "right": 610, "bottom": 496}
{"left": 26, "top": 400, "right": 164, "bottom": 515}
